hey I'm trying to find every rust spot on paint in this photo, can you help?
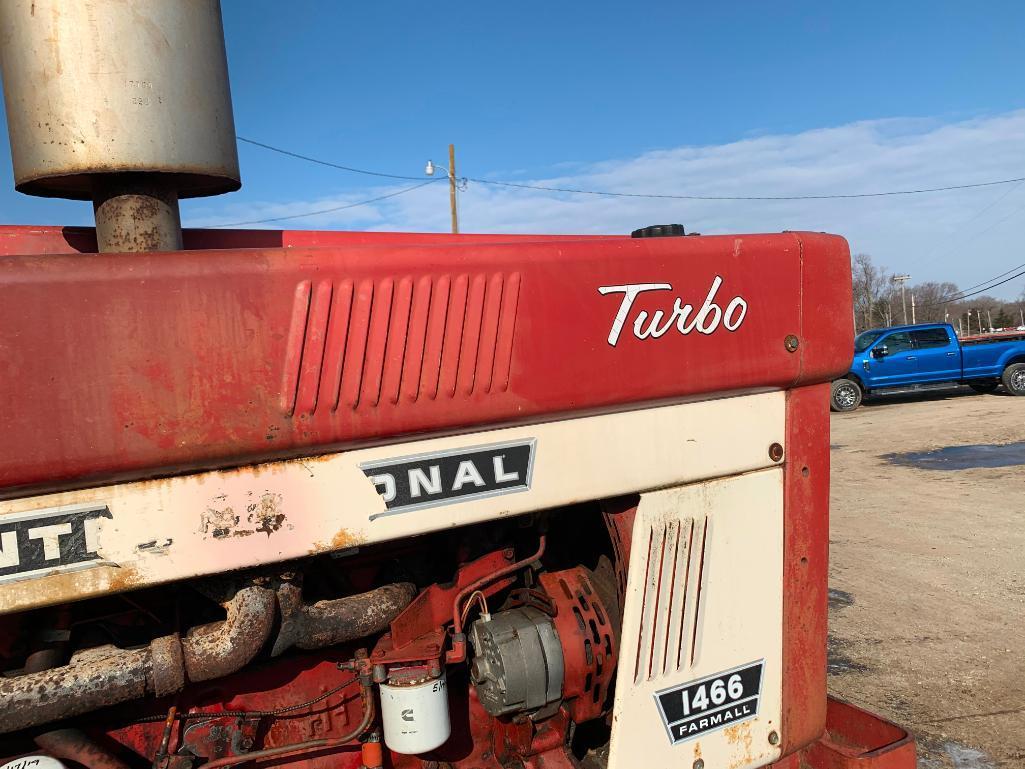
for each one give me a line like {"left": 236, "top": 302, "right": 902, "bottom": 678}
{"left": 200, "top": 504, "right": 242, "bottom": 539}
{"left": 310, "top": 527, "right": 365, "bottom": 556}
{"left": 331, "top": 528, "right": 362, "bottom": 549}
{"left": 251, "top": 492, "right": 286, "bottom": 536}
{"left": 105, "top": 564, "right": 144, "bottom": 595}
{"left": 723, "top": 722, "right": 756, "bottom": 769}
{"left": 201, "top": 492, "right": 291, "bottom": 539}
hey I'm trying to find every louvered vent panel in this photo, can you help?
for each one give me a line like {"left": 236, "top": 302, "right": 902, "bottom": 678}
{"left": 633, "top": 515, "right": 709, "bottom": 684}
{"left": 282, "top": 273, "right": 520, "bottom": 415}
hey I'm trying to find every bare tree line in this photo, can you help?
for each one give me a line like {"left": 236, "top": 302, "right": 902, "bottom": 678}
{"left": 851, "top": 253, "right": 1025, "bottom": 335}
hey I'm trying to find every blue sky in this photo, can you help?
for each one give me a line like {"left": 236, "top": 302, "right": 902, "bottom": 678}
{"left": 2, "top": 1, "right": 1024, "bottom": 296}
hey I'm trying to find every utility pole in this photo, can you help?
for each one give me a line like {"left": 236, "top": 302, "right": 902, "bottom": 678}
{"left": 957, "top": 317, "right": 963, "bottom": 337}
{"left": 986, "top": 309, "right": 992, "bottom": 331}
{"left": 424, "top": 144, "right": 460, "bottom": 234}
{"left": 448, "top": 144, "right": 459, "bottom": 235}
{"left": 910, "top": 293, "right": 916, "bottom": 324}
{"left": 1020, "top": 307, "right": 1024, "bottom": 327}
{"left": 892, "top": 274, "right": 911, "bottom": 325}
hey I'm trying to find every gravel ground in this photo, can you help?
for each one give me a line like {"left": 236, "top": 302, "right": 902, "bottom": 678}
{"left": 828, "top": 387, "right": 1025, "bottom": 768}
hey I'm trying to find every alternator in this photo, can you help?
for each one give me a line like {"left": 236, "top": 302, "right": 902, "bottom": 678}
{"left": 468, "top": 606, "right": 564, "bottom": 716}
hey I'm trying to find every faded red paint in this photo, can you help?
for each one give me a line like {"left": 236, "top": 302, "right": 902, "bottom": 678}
{"left": 106, "top": 650, "right": 369, "bottom": 769}
{"left": 768, "top": 697, "right": 916, "bottom": 769}
{"left": 779, "top": 383, "right": 832, "bottom": 754}
{"left": 388, "top": 549, "right": 516, "bottom": 648}
{"left": 0, "top": 228, "right": 852, "bottom": 496}
{"left": 0, "top": 224, "right": 616, "bottom": 255}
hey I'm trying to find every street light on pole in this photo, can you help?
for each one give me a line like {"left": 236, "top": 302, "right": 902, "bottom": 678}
{"left": 892, "top": 274, "right": 911, "bottom": 325}
{"left": 425, "top": 143, "right": 460, "bottom": 234}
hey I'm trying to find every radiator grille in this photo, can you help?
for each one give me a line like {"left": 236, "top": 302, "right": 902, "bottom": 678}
{"left": 281, "top": 273, "right": 521, "bottom": 415}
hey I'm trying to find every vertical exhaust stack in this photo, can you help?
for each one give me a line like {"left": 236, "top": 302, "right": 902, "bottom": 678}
{"left": 0, "top": 0, "right": 241, "bottom": 252}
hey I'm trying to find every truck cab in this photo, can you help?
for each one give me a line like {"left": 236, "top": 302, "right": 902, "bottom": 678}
{"left": 855, "top": 324, "right": 960, "bottom": 388}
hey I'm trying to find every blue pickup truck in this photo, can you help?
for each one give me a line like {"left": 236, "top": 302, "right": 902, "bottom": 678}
{"left": 830, "top": 323, "right": 1025, "bottom": 411}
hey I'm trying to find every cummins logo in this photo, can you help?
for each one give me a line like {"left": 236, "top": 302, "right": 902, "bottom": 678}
{"left": 361, "top": 439, "right": 535, "bottom": 520}
{"left": 0, "top": 504, "right": 112, "bottom": 584}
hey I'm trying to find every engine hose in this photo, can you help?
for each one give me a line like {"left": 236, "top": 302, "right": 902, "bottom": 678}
{"left": 452, "top": 536, "right": 547, "bottom": 635}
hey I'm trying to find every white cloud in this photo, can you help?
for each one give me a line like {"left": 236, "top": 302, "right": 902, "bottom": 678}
{"left": 186, "top": 110, "right": 1025, "bottom": 298}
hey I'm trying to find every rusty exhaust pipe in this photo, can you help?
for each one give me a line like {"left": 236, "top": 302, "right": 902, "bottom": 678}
{"left": 271, "top": 581, "right": 417, "bottom": 656}
{"left": 0, "top": 0, "right": 241, "bottom": 252}
{"left": 0, "top": 580, "right": 415, "bottom": 734}
{"left": 0, "top": 583, "right": 274, "bottom": 733}
{"left": 91, "top": 176, "right": 185, "bottom": 253}
{"left": 23, "top": 613, "right": 134, "bottom": 769}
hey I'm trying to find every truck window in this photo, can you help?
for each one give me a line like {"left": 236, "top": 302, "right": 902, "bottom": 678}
{"left": 881, "top": 331, "right": 913, "bottom": 353}
{"left": 854, "top": 330, "right": 885, "bottom": 352}
{"left": 911, "top": 328, "right": 950, "bottom": 349}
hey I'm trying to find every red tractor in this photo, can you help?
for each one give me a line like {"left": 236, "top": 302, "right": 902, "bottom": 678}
{"left": 0, "top": 3, "right": 915, "bottom": 769}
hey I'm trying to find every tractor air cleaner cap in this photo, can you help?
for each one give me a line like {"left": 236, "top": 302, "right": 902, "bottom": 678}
{"left": 631, "top": 224, "right": 686, "bottom": 238}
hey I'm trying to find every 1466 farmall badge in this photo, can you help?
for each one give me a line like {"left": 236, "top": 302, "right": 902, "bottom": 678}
{"left": 654, "top": 661, "right": 764, "bottom": 744}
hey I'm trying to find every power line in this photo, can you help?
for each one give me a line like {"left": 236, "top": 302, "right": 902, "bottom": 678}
{"left": 921, "top": 264, "right": 1025, "bottom": 307}
{"left": 918, "top": 197, "right": 1025, "bottom": 305}
{"left": 911, "top": 180, "right": 1025, "bottom": 267}
{"left": 237, "top": 136, "right": 425, "bottom": 181}
{"left": 236, "top": 135, "right": 1025, "bottom": 202}
{"left": 211, "top": 179, "right": 440, "bottom": 227}
{"left": 464, "top": 175, "right": 1025, "bottom": 201}
{"left": 941, "top": 260, "right": 1025, "bottom": 302}
{"left": 943, "top": 269, "right": 1025, "bottom": 304}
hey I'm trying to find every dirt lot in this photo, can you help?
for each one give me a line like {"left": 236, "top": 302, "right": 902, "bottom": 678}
{"left": 828, "top": 387, "right": 1025, "bottom": 768}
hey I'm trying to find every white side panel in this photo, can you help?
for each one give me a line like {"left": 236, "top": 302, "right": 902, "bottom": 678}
{"left": 608, "top": 469, "right": 784, "bottom": 769}
{"left": 0, "top": 391, "right": 785, "bottom": 613}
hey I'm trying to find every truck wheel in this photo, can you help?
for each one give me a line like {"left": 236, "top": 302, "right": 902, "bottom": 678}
{"left": 830, "top": 379, "right": 863, "bottom": 412}
{"left": 1002, "top": 363, "right": 1025, "bottom": 395}
{"left": 969, "top": 380, "right": 999, "bottom": 394}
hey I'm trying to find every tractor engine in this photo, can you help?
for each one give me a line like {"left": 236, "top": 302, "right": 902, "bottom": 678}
{"left": 0, "top": 3, "right": 917, "bottom": 769}
{"left": 0, "top": 508, "right": 625, "bottom": 769}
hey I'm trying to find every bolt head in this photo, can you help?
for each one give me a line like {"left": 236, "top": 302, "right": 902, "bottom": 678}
{"left": 769, "top": 730, "right": 780, "bottom": 745}
{"left": 784, "top": 335, "right": 800, "bottom": 352}
{"left": 769, "top": 443, "right": 784, "bottom": 462}
{"left": 694, "top": 760, "right": 705, "bottom": 769}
